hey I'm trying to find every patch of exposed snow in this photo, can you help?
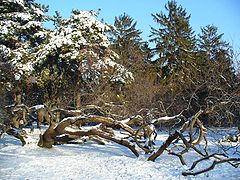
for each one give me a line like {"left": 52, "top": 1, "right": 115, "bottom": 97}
{"left": 0, "top": 128, "right": 239, "bottom": 179}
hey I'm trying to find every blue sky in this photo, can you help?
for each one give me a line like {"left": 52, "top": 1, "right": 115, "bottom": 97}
{"left": 36, "top": 0, "right": 240, "bottom": 53}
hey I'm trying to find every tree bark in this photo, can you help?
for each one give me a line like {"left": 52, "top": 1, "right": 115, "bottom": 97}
{"left": 76, "top": 92, "right": 81, "bottom": 109}
{"left": 0, "top": 123, "right": 27, "bottom": 146}
{"left": 38, "top": 115, "right": 140, "bottom": 157}
{"left": 15, "top": 93, "right": 22, "bottom": 105}
{"left": 182, "top": 157, "right": 240, "bottom": 176}
{"left": 148, "top": 131, "right": 179, "bottom": 161}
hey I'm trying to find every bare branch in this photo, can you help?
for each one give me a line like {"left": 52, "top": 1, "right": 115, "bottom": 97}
{"left": 182, "top": 155, "right": 240, "bottom": 176}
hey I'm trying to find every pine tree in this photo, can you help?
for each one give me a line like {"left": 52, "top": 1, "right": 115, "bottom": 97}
{"left": 150, "top": 0, "right": 196, "bottom": 76}
{"left": 0, "top": 0, "right": 47, "bottom": 102}
{"left": 34, "top": 10, "right": 133, "bottom": 106}
{"left": 0, "top": 45, "right": 14, "bottom": 93}
{"left": 198, "top": 24, "right": 235, "bottom": 89}
{"left": 0, "top": 0, "right": 47, "bottom": 49}
{"left": 198, "top": 25, "right": 231, "bottom": 61}
{"left": 109, "top": 13, "right": 147, "bottom": 70}
{"left": 195, "top": 25, "right": 237, "bottom": 126}
{"left": 52, "top": 11, "right": 63, "bottom": 28}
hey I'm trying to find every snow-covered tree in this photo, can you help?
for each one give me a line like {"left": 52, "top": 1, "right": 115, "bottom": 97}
{"left": 33, "top": 10, "right": 133, "bottom": 107}
{"left": 0, "top": 0, "right": 48, "bottom": 96}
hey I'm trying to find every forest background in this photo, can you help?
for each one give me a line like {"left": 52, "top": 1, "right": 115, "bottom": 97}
{"left": 0, "top": 0, "right": 240, "bottom": 128}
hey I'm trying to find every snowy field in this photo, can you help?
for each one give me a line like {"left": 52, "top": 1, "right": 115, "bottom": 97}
{"left": 0, "top": 128, "right": 239, "bottom": 180}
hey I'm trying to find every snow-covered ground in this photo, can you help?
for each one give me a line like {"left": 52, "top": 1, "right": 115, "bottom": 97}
{"left": 0, "top": 128, "right": 239, "bottom": 180}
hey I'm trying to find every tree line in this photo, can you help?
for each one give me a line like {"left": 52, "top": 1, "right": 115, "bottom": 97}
{"left": 0, "top": 0, "right": 239, "bottom": 127}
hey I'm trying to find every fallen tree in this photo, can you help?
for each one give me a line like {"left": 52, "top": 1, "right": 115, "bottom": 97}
{"left": 37, "top": 109, "right": 208, "bottom": 159}
{"left": 0, "top": 123, "right": 27, "bottom": 146}
{"left": 37, "top": 115, "right": 141, "bottom": 157}
{"left": 148, "top": 110, "right": 207, "bottom": 161}
{"left": 1, "top": 105, "right": 239, "bottom": 176}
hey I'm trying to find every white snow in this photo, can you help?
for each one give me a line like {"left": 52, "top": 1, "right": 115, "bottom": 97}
{"left": 23, "top": 21, "right": 42, "bottom": 30}
{"left": 4, "top": 0, "right": 25, "bottom": 7}
{"left": 94, "top": 58, "right": 134, "bottom": 84}
{"left": 15, "top": 12, "right": 32, "bottom": 21}
{"left": 29, "top": 105, "right": 45, "bottom": 110}
{"left": 0, "top": 45, "right": 11, "bottom": 57}
{"left": 35, "top": 10, "right": 111, "bottom": 65}
{"left": 0, "top": 128, "right": 239, "bottom": 180}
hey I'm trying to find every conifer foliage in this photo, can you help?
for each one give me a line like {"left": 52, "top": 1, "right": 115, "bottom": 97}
{"left": 0, "top": 0, "right": 47, "bottom": 92}
{"left": 110, "top": 13, "right": 147, "bottom": 69}
{"left": 33, "top": 10, "right": 133, "bottom": 105}
{"left": 150, "top": 0, "right": 196, "bottom": 76}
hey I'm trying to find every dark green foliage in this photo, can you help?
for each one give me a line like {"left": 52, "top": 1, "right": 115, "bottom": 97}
{"left": 150, "top": 0, "right": 196, "bottom": 76}
{"left": 52, "top": 11, "right": 63, "bottom": 28}
{"left": 197, "top": 24, "right": 236, "bottom": 90}
{"left": 0, "top": 0, "right": 48, "bottom": 108}
{"left": 198, "top": 25, "right": 230, "bottom": 60}
{"left": 109, "top": 13, "right": 147, "bottom": 69}
{"left": 111, "top": 13, "right": 142, "bottom": 47}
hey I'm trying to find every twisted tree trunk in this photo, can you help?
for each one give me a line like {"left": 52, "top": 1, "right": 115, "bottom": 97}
{"left": 38, "top": 115, "right": 139, "bottom": 157}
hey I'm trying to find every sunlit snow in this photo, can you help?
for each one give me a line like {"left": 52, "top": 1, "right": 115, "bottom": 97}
{"left": 0, "top": 128, "right": 239, "bottom": 180}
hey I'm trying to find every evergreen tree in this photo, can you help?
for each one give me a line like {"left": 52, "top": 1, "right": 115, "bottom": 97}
{"left": 195, "top": 25, "right": 237, "bottom": 126}
{"left": 109, "top": 13, "right": 147, "bottom": 69}
{"left": 33, "top": 10, "right": 133, "bottom": 106}
{"left": 198, "top": 25, "right": 234, "bottom": 77}
{"left": 198, "top": 25, "right": 231, "bottom": 62}
{"left": 0, "top": 45, "right": 14, "bottom": 93}
{"left": 150, "top": 0, "right": 196, "bottom": 76}
{"left": 52, "top": 11, "right": 63, "bottom": 28}
{"left": 0, "top": 0, "right": 47, "bottom": 49}
{"left": 0, "top": 0, "right": 47, "bottom": 103}
{"left": 198, "top": 24, "right": 235, "bottom": 89}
